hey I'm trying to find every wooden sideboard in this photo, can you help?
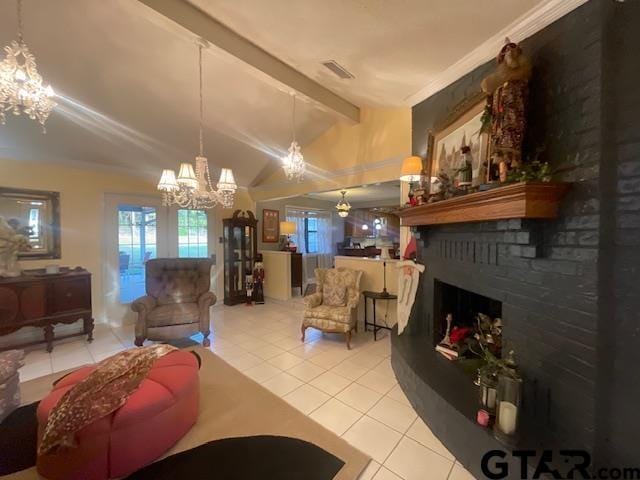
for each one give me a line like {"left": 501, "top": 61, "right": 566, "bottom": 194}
{"left": 0, "top": 268, "right": 93, "bottom": 352}
{"left": 290, "top": 253, "right": 303, "bottom": 297}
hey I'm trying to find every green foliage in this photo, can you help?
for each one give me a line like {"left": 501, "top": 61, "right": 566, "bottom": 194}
{"left": 506, "top": 160, "right": 553, "bottom": 183}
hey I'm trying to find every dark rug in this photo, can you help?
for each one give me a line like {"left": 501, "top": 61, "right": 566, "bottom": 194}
{"left": 126, "top": 435, "right": 345, "bottom": 480}
{"left": 0, "top": 402, "right": 38, "bottom": 475}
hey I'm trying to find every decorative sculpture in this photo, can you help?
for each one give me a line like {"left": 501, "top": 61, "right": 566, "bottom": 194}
{"left": 441, "top": 313, "right": 453, "bottom": 346}
{"left": 481, "top": 38, "right": 532, "bottom": 182}
{"left": 0, "top": 216, "right": 30, "bottom": 277}
{"left": 252, "top": 256, "right": 265, "bottom": 304}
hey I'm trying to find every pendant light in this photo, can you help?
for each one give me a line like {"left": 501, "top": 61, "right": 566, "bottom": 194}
{"left": 0, "top": 0, "right": 56, "bottom": 132}
{"left": 281, "top": 93, "right": 306, "bottom": 182}
{"left": 336, "top": 190, "right": 351, "bottom": 218}
{"left": 157, "top": 40, "right": 237, "bottom": 209}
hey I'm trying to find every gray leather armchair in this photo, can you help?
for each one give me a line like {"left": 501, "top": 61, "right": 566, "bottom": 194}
{"left": 131, "top": 258, "right": 215, "bottom": 347}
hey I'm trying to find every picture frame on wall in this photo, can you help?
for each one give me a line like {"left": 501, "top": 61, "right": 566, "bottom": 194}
{"left": 430, "top": 99, "right": 490, "bottom": 184}
{"left": 262, "top": 209, "right": 280, "bottom": 243}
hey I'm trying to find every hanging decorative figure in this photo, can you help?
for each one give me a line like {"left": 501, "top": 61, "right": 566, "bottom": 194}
{"left": 481, "top": 38, "right": 532, "bottom": 182}
{"left": 395, "top": 236, "right": 425, "bottom": 335}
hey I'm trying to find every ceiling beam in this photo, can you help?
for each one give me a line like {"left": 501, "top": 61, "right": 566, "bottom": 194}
{"left": 137, "top": 0, "right": 360, "bottom": 124}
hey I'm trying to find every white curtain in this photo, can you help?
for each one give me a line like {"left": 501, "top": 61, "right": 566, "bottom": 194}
{"left": 287, "top": 213, "right": 306, "bottom": 254}
{"left": 316, "top": 213, "right": 333, "bottom": 255}
{"left": 286, "top": 207, "right": 334, "bottom": 278}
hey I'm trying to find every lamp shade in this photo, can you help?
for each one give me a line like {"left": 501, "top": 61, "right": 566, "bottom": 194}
{"left": 400, "top": 156, "right": 423, "bottom": 182}
{"left": 280, "top": 221, "right": 296, "bottom": 235}
{"left": 177, "top": 163, "right": 198, "bottom": 189}
{"left": 157, "top": 169, "right": 178, "bottom": 192}
{"left": 217, "top": 168, "right": 237, "bottom": 191}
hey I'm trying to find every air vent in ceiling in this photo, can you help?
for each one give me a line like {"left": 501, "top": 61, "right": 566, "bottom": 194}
{"left": 321, "top": 60, "right": 355, "bottom": 80}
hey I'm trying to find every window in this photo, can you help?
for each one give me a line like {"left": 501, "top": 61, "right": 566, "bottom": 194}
{"left": 305, "top": 217, "right": 318, "bottom": 254}
{"left": 118, "top": 205, "right": 157, "bottom": 303}
{"left": 178, "top": 209, "right": 208, "bottom": 258}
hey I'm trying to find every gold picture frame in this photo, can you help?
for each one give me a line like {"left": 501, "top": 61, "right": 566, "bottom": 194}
{"left": 430, "top": 99, "right": 490, "bottom": 183}
{"left": 262, "top": 209, "right": 280, "bottom": 243}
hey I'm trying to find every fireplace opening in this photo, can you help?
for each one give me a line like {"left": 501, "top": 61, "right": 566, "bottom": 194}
{"left": 433, "top": 280, "right": 503, "bottom": 362}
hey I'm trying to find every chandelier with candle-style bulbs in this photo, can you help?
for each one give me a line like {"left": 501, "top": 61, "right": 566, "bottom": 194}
{"left": 336, "top": 190, "right": 351, "bottom": 218}
{"left": 0, "top": 0, "right": 56, "bottom": 132}
{"left": 281, "top": 93, "right": 306, "bottom": 182}
{"left": 157, "top": 40, "right": 237, "bottom": 209}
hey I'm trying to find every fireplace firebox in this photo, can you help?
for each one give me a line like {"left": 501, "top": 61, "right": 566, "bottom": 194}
{"left": 432, "top": 279, "right": 502, "bottom": 349}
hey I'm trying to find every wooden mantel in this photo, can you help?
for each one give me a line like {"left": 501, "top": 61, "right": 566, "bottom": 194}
{"left": 398, "top": 182, "right": 570, "bottom": 227}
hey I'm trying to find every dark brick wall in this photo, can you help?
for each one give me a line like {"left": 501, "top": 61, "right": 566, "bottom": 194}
{"left": 410, "top": 0, "right": 607, "bottom": 457}
{"left": 596, "top": 0, "right": 640, "bottom": 468}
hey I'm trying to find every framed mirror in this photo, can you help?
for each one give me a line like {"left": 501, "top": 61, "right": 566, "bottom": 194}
{"left": 0, "top": 187, "right": 61, "bottom": 259}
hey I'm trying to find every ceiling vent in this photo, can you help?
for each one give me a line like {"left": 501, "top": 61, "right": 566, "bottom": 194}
{"left": 321, "top": 60, "right": 355, "bottom": 80}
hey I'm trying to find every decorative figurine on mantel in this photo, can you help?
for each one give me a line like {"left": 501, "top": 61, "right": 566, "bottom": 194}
{"left": 457, "top": 146, "right": 473, "bottom": 188}
{"left": 481, "top": 38, "right": 532, "bottom": 183}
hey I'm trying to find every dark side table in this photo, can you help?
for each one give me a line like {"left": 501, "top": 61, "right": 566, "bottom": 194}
{"left": 362, "top": 290, "right": 398, "bottom": 341}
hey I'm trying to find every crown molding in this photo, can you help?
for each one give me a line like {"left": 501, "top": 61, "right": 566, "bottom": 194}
{"left": 250, "top": 156, "right": 403, "bottom": 193}
{"left": 403, "top": 0, "right": 589, "bottom": 106}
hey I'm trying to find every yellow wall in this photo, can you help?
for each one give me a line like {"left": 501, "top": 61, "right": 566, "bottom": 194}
{"left": 250, "top": 107, "right": 411, "bottom": 201}
{"left": 334, "top": 256, "right": 399, "bottom": 328}
{"left": 0, "top": 158, "right": 255, "bottom": 329}
{"left": 1, "top": 158, "right": 158, "bottom": 324}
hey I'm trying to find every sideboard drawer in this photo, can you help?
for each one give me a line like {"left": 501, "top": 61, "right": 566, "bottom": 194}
{"left": 51, "top": 278, "right": 91, "bottom": 313}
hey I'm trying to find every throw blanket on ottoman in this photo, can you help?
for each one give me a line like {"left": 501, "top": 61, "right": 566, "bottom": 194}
{"left": 37, "top": 347, "right": 199, "bottom": 480}
{"left": 39, "top": 344, "right": 176, "bottom": 455}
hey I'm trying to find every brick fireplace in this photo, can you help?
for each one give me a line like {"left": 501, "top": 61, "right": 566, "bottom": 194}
{"left": 391, "top": 0, "right": 640, "bottom": 476}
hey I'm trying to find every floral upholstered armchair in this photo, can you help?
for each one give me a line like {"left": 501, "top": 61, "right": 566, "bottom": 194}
{"left": 131, "top": 258, "right": 215, "bottom": 347}
{"left": 302, "top": 267, "right": 363, "bottom": 349}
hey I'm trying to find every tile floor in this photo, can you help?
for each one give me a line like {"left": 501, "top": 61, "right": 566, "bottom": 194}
{"left": 18, "top": 298, "right": 476, "bottom": 480}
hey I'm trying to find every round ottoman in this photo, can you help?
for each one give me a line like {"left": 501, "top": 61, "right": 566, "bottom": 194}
{"left": 36, "top": 350, "right": 199, "bottom": 480}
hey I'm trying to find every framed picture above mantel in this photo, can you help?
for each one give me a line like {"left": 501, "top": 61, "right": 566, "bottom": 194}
{"left": 262, "top": 209, "right": 280, "bottom": 243}
{"left": 430, "top": 99, "right": 490, "bottom": 185}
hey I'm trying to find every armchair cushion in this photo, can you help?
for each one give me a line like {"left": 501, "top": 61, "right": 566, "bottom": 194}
{"left": 304, "top": 305, "right": 351, "bottom": 323}
{"left": 147, "top": 303, "right": 200, "bottom": 328}
{"left": 303, "top": 292, "right": 322, "bottom": 308}
{"left": 323, "top": 285, "right": 347, "bottom": 307}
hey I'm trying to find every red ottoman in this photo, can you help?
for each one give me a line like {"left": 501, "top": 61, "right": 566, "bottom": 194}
{"left": 36, "top": 350, "right": 199, "bottom": 480}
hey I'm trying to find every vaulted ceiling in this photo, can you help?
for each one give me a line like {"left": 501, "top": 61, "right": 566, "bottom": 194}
{"left": 0, "top": 0, "right": 555, "bottom": 187}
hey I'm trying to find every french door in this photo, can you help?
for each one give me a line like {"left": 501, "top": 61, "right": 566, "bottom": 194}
{"left": 104, "top": 194, "right": 169, "bottom": 324}
{"left": 103, "top": 194, "right": 217, "bottom": 325}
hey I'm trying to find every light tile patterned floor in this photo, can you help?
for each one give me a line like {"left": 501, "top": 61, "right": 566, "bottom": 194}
{"left": 18, "top": 298, "right": 476, "bottom": 480}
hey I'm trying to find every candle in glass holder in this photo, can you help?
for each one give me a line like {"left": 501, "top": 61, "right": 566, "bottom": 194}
{"left": 497, "top": 401, "right": 518, "bottom": 435}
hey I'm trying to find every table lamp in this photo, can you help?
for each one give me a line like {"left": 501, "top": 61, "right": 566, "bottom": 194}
{"left": 280, "top": 221, "right": 297, "bottom": 251}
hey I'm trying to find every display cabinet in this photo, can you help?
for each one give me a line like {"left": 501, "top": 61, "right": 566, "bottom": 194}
{"left": 223, "top": 210, "right": 258, "bottom": 305}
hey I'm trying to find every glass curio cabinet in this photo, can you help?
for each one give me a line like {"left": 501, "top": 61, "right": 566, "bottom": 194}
{"left": 223, "top": 210, "right": 258, "bottom": 305}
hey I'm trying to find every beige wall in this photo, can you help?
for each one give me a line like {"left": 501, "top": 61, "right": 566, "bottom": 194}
{"left": 1, "top": 158, "right": 158, "bottom": 325}
{"left": 335, "top": 256, "right": 399, "bottom": 328}
{"left": 0, "top": 158, "right": 255, "bottom": 343}
{"left": 250, "top": 107, "right": 411, "bottom": 201}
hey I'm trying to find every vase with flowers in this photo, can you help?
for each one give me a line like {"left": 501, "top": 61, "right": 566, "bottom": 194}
{"left": 0, "top": 217, "right": 30, "bottom": 277}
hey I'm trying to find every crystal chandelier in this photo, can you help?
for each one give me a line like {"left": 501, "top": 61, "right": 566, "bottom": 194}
{"left": 336, "top": 190, "right": 351, "bottom": 218}
{"left": 281, "top": 93, "right": 306, "bottom": 182}
{"left": 157, "top": 41, "right": 237, "bottom": 209}
{"left": 0, "top": 0, "right": 56, "bottom": 132}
